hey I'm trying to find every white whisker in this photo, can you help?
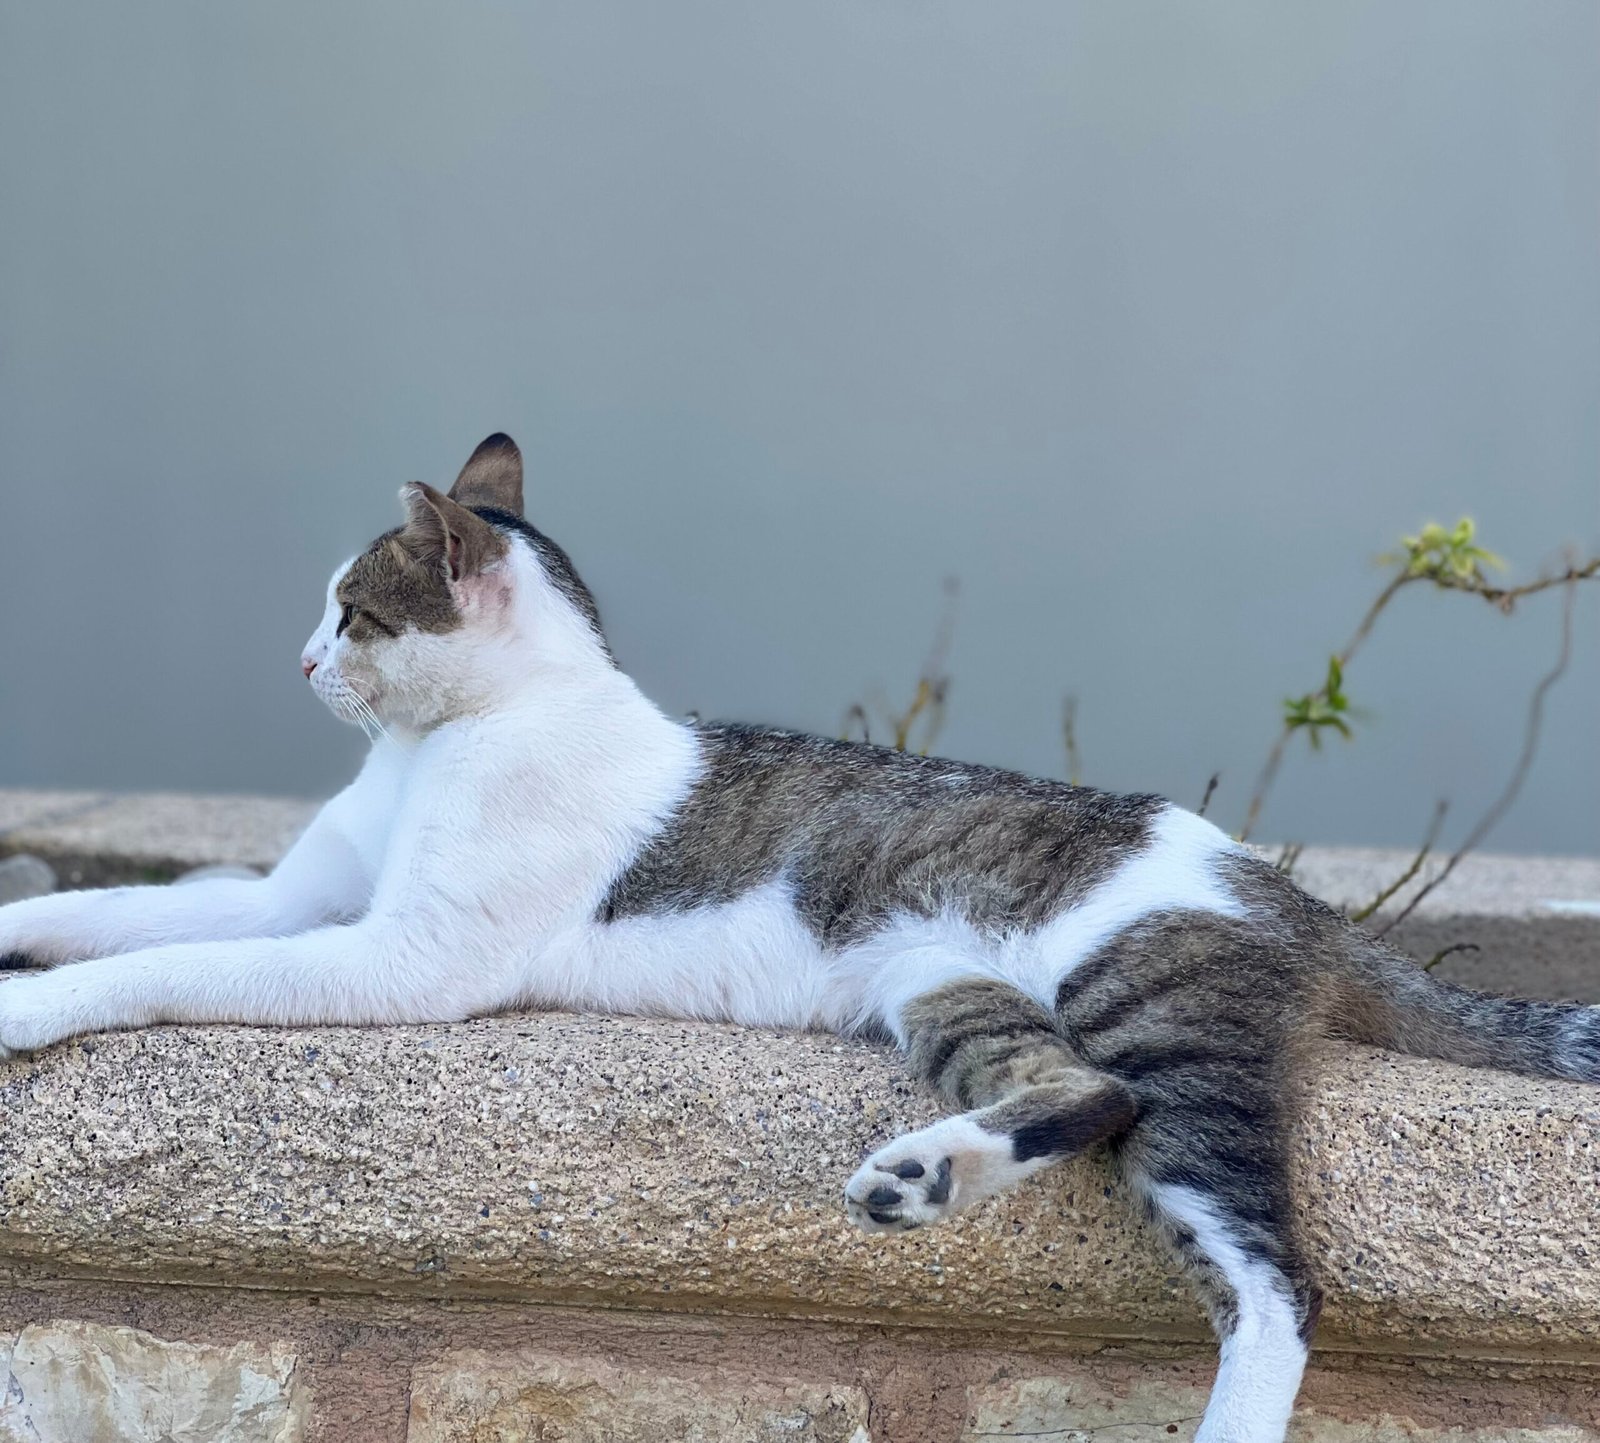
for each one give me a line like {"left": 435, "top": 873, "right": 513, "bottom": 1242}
{"left": 348, "top": 691, "right": 394, "bottom": 745}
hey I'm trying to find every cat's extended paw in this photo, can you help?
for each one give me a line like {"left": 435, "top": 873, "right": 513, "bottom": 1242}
{"left": 844, "top": 1116, "right": 1013, "bottom": 1234}
{"left": 0, "top": 973, "right": 77, "bottom": 1060}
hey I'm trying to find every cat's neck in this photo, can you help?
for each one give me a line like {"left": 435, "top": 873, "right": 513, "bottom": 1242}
{"left": 377, "top": 658, "right": 695, "bottom": 787}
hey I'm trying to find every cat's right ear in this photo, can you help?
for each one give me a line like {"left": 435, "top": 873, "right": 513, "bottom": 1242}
{"left": 449, "top": 433, "right": 523, "bottom": 516}
{"left": 398, "top": 482, "right": 508, "bottom": 583}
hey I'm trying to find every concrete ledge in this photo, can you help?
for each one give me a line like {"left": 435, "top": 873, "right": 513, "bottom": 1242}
{"left": 2, "top": 1015, "right": 1597, "bottom": 1362}
{"left": 1288, "top": 846, "right": 1600, "bottom": 1005}
{"left": 0, "top": 789, "right": 315, "bottom": 885}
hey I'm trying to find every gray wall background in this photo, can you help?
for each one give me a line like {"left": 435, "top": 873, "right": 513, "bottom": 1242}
{"left": 1, "top": 2, "right": 1596, "bottom": 854}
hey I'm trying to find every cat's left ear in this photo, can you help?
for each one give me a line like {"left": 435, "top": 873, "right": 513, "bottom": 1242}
{"left": 449, "top": 432, "right": 523, "bottom": 516}
{"left": 399, "top": 482, "right": 508, "bottom": 583}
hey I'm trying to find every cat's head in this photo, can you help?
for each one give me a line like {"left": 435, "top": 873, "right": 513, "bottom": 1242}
{"left": 302, "top": 434, "right": 609, "bottom": 734}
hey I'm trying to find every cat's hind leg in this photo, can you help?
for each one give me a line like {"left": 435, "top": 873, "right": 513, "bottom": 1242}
{"left": 1058, "top": 914, "right": 1323, "bottom": 1443}
{"left": 845, "top": 977, "right": 1135, "bottom": 1232}
{"left": 1123, "top": 1118, "right": 1319, "bottom": 1443}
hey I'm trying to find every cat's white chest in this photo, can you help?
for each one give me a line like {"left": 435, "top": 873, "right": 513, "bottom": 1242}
{"left": 321, "top": 740, "right": 418, "bottom": 899}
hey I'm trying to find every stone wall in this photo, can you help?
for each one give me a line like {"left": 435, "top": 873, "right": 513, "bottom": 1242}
{"left": 2, "top": 1286, "right": 1597, "bottom": 1442}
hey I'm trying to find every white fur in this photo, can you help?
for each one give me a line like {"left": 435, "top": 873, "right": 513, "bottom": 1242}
{"left": 1150, "top": 1184, "right": 1309, "bottom": 1443}
{"left": 0, "top": 538, "right": 698, "bottom": 1048}
{"left": 1033, "top": 806, "right": 1246, "bottom": 979}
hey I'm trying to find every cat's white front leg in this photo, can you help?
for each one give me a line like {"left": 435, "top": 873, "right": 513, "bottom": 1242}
{"left": 0, "top": 916, "right": 519, "bottom": 1058}
{"left": 0, "top": 752, "right": 397, "bottom": 967}
{"left": 0, "top": 872, "right": 340, "bottom": 970}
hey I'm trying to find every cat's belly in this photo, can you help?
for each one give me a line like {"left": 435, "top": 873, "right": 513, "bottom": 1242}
{"left": 529, "top": 891, "right": 1112, "bottom": 1041}
{"left": 522, "top": 881, "right": 842, "bottom": 1031}
{"left": 522, "top": 807, "right": 1249, "bottom": 1040}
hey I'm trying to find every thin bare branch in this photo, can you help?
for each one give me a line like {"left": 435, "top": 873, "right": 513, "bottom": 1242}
{"left": 1061, "top": 696, "right": 1083, "bottom": 787}
{"left": 1378, "top": 578, "right": 1579, "bottom": 937}
{"left": 1240, "top": 546, "right": 1597, "bottom": 843}
{"left": 840, "top": 703, "right": 871, "bottom": 745}
{"left": 1240, "top": 572, "right": 1412, "bottom": 840}
{"left": 882, "top": 578, "right": 959, "bottom": 754}
{"left": 844, "top": 578, "right": 960, "bottom": 753}
{"left": 1432, "top": 556, "right": 1599, "bottom": 611}
{"left": 1348, "top": 799, "right": 1448, "bottom": 924}
{"left": 1423, "top": 942, "right": 1480, "bottom": 973}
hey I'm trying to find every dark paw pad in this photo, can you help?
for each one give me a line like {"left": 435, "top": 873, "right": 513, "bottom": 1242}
{"left": 846, "top": 1148, "right": 958, "bottom": 1233}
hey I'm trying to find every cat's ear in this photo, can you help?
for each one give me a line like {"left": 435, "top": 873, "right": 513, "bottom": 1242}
{"left": 399, "top": 482, "right": 507, "bottom": 583}
{"left": 448, "top": 432, "right": 523, "bottom": 516}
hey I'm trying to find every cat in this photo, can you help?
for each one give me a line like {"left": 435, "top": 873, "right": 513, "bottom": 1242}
{"left": 0, "top": 433, "right": 1594, "bottom": 1443}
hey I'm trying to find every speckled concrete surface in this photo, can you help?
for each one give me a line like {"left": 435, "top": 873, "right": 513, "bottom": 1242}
{"left": 0, "top": 1014, "right": 1594, "bottom": 1361}
{"left": 1, "top": 790, "right": 1596, "bottom": 1435}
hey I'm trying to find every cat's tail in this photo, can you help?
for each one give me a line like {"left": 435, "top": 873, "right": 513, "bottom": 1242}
{"left": 1330, "top": 937, "right": 1600, "bottom": 1083}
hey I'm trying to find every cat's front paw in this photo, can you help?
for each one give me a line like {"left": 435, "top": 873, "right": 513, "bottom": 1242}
{"left": 0, "top": 974, "right": 78, "bottom": 1060}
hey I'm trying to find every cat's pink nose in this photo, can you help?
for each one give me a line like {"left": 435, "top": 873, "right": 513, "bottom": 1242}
{"left": 301, "top": 658, "right": 317, "bottom": 680}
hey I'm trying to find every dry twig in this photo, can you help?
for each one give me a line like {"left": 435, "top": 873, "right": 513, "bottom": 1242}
{"left": 1423, "top": 942, "right": 1481, "bottom": 973}
{"left": 1377, "top": 578, "right": 1580, "bottom": 937}
{"left": 1348, "top": 799, "right": 1448, "bottom": 925}
{"left": 1061, "top": 696, "right": 1084, "bottom": 786}
{"left": 843, "top": 578, "right": 959, "bottom": 754}
{"left": 1239, "top": 534, "right": 1597, "bottom": 843}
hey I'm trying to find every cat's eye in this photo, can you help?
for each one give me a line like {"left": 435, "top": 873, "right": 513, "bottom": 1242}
{"left": 335, "top": 603, "right": 354, "bottom": 638}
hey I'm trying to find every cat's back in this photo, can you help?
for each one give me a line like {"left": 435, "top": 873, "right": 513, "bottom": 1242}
{"left": 602, "top": 721, "right": 1169, "bottom": 944}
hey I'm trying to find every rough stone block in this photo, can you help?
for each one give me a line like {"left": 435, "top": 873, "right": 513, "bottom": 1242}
{"left": 0, "top": 1319, "right": 306, "bottom": 1443}
{"left": 406, "top": 1350, "right": 869, "bottom": 1442}
{"left": 963, "top": 1371, "right": 1600, "bottom": 1442}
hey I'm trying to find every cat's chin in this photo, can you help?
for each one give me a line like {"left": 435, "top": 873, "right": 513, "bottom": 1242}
{"left": 322, "top": 683, "right": 388, "bottom": 734}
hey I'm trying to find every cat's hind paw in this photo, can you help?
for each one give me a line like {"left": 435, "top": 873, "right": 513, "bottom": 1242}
{"left": 844, "top": 1151, "right": 953, "bottom": 1233}
{"left": 844, "top": 1115, "right": 1015, "bottom": 1234}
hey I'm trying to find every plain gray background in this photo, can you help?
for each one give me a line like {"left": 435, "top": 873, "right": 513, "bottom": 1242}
{"left": 1, "top": 2, "right": 1596, "bottom": 854}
